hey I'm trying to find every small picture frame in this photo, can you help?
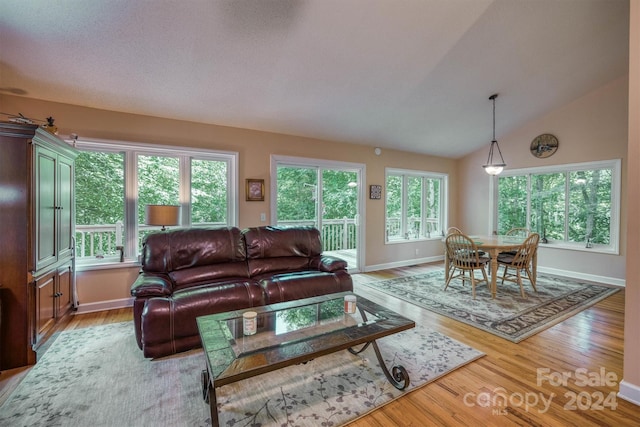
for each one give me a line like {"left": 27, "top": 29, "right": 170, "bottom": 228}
{"left": 246, "top": 179, "right": 265, "bottom": 201}
{"left": 370, "top": 185, "right": 382, "bottom": 199}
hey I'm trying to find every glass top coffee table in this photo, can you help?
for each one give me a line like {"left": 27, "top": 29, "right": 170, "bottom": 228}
{"left": 196, "top": 291, "right": 415, "bottom": 427}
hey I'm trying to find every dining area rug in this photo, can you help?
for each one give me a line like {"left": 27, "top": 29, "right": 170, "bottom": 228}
{"left": 358, "top": 271, "right": 619, "bottom": 342}
{"left": 0, "top": 320, "right": 483, "bottom": 427}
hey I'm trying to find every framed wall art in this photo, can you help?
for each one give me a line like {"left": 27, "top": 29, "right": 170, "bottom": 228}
{"left": 369, "top": 184, "right": 382, "bottom": 200}
{"left": 246, "top": 179, "right": 265, "bottom": 201}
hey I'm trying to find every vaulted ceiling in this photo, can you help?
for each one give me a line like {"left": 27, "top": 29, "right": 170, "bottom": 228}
{"left": 0, "top": 0, "right": 629, "bottom": 158}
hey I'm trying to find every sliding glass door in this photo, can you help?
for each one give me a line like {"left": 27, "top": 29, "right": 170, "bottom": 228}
{"left": 273, "top": 156, "right": 363, "bottom": 272}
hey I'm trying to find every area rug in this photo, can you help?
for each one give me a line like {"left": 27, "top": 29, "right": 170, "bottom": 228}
{"left": 359, "top": 271, "right": 619, "bottom": 343}
{"left": 0, "top": 321, "right": 483, "bottom": 427}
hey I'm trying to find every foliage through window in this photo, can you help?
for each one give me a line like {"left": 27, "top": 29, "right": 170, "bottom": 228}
{"left": 75, "top": 151, "right": 125, "bottom": 258}
{"left": 192, "top": 159, "right": 228, "bottom": 224}
{"left": 496, "top": 160, "right": 619, "bottom": 251}
{"left": 275, "top": 164, "right": 359, "bottom": 254}
{"left": 385, "top": 169, "right": 446, "bottom": 241}
{"left": 74, "top": 140, "right": 237, "bottom": 264}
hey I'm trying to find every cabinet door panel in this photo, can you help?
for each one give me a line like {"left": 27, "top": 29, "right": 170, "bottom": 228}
{"left": 35, "top": 147, "right": 57, "bottom": 271}
{"left": 58, "top": 156, "right": 74, "bottom": 260}
{"left": 36, "top": 274, "right": 55, "bottom": 340}
{"left": 57, "top": 265, "right": 72, "bottom": 316}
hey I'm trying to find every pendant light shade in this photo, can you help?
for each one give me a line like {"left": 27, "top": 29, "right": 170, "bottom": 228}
{"left": 483, "top": 94, "right": 506, "bottom": 175}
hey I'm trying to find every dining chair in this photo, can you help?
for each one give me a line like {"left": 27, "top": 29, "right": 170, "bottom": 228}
{"left": 446, "top": 226, "right": 463, "bottom": 235}
{"left": 500, "top": 227, "right": 531, "bottom": 256}
{"left": 506, "top": 227, "right": 530, "bottom": 237}
{"left": 447, "top": 226, "right": 486, "bottom": 257}
{"left": 497, "top": 232, "right": 540, "bottom": 298}
{"left": 444, "top": 227, "right": 464, "bottom": 279}
{"left": 444, "top": 233, "right": 490, "bottom": 299}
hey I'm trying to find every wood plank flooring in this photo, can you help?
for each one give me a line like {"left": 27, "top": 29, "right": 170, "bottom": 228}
{"left": 1, "top": 262, "right": 638, "bottom": 426}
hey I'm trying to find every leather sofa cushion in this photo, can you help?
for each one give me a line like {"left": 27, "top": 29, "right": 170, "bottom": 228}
{"left": 130, "top": 273, "right": 173, "bottom": 298}
{"left": 259, "top": 270, "right": 353, "bottom": 304}
{"left": 170, "top": 261, "right": 250, "bottom": 289}
{"left": 247, "top": 256, "right": 311, "bottom": 277}
{"left": 243, "top": 226, "right": 322, "bottom": 259}
{"left": 141, "top": 227, "right": 246, "bottom": 273}
{"left": 141, "top": 280, "right": 265, "bottom": 358}
{"left": 310, "top": 254, "right": 348, "bottom": 272}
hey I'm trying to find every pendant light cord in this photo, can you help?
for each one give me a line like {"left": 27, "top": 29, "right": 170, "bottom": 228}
{"left": 490, "top": 94, "right": 498, "bottom": 142}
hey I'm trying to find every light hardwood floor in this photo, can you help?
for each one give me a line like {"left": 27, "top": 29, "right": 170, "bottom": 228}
{"left": 1, "top": 262, "right": 638, "bottom": 426}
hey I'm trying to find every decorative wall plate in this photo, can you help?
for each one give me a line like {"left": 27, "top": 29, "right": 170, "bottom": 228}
{"left": 530, "top": 134, "right": 559, "bottom": 158}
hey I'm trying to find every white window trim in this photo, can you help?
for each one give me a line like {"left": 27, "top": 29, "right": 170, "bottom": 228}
{"left": 491, "top": 159, "right": 621, "bottom": 255}
{"left": 385, "top": 167, "right": 448, "bottom": 244}
{"left": 72, "top": 137, "right": 239, "bottom": 268}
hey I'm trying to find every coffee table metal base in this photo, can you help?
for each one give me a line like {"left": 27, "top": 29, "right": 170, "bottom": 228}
{"left": 347, "top": 305, "right": 409, "bottom": 390}
{"left": 348, "top": 340, "right": 410, "bottom": 390}
{"left": 201, "top": 340, "right": 409, "bottom": 427}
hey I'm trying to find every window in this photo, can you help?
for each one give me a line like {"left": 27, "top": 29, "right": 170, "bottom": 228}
{"left": 74, "top": 139, "right": 238, "bottom": 266}
{"left": 385, "top": 168, "right": 447, "bottom": 242}
{"left": 191, "top": 159, "right": 229, "bottom": 224}
{"left": 495, "top": 160, "right": 620, "bottom": 252}
{"left": 75, "top": 151, "right": 125, "bottom": 259}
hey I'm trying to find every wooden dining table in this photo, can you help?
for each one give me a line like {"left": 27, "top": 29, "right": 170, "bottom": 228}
{"left": 444, "top": 235, "right": 537, "bottom": 299}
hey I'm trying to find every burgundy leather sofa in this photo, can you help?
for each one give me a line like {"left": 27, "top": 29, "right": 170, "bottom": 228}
{"left": 130, "top": 225, "right": 353, "bottom": 358}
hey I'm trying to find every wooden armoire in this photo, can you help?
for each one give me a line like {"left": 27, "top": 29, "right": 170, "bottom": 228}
{"left": 0, "top": 122, "right": 78, "bottom": 369}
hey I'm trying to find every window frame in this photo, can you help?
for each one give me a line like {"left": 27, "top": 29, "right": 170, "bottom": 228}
{"left": 73, "top": 137, "right": 239, "bottom": 269}
{"left": 385, "top": 167, "right": 448, "bottom": 243}
{"left": 491, "top": 159, "right": 621, "bottom": 254}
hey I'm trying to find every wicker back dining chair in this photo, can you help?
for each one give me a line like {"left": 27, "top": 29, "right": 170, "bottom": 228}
{"left": 446, "top": 226, "right": 463, "bottom": 235}
{"left": 500, "top": 227, "right": 531, "bottom": 257}
{"left": 506, "top": 227, "right": 530, "bottom": 237}
{"left": 444, "top": 233, "right": 490, "bottom": 299}
{"left": 497, "top": 232, "right": 540, "bottom": 298}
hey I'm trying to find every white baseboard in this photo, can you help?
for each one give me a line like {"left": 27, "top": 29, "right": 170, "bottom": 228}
{"left": 537, "top": 266, "right": 625, "bottom": 287}
{"left": 618, "top": 380, "right": 640, "bottom": 406}
{"left": 74, "top": 297, "right": 134, "bottom": 314}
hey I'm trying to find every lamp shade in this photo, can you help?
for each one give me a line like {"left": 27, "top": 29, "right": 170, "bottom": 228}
{"left": 145, "top": 204, "right": 181, "bottom": 229}
{"left": 482, "top": 139, "right": 506, "bottom": 175}
{"left": 483, "top": 94, "right": 506, "bottom": 175}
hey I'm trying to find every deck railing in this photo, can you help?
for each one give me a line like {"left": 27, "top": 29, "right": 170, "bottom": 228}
{"left": 75, "top": 218, "right": 358, "bottom": 259}
{"left": 277, "top": 218, "right": 358, "bottom": 252}
{"left": 76, "top": 216, "right": 443, "bottom": 259}
{"left": 386, "top": 217, "right": 441, "bottom": 240}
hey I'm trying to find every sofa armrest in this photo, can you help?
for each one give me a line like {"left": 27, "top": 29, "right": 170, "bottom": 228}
{"left": 130, "top": 273, "right": 174, "bottom": 298}
{"left": 310, "top": 255, "right": 348, "bottom": 272}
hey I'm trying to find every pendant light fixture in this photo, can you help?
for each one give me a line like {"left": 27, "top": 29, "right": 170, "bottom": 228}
{"left": 483, "top": 94, "right": 506, "bottom": 175}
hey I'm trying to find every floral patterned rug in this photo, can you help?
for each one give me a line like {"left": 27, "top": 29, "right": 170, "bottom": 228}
{"left": 0, "top": 321, "right": 483, "bottom": 427}
{"left": 359, "top": 271, "right": 619, "bottom": 342}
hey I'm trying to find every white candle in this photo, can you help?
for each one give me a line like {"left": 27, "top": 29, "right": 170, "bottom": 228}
{"left": 243, "top": 311, "right": 257, "bottom": 335}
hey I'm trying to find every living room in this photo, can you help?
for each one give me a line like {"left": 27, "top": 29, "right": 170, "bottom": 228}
{"left": 1, "top": 0, "right": 639, "bottom": 425}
